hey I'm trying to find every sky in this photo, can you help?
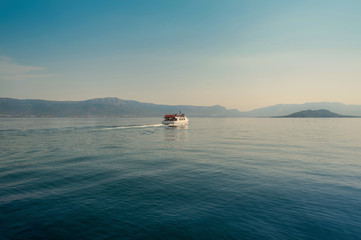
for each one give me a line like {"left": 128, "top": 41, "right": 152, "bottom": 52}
{"left": 1, "top": 0, "right": 361, "bottom": 111}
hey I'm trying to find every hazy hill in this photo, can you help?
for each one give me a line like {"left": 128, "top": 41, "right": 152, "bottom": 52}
{"left": 240, "top": 102, "right": 361, "bottom": 117}
{"left": 0, "top": 98, "right": 241, "bottom": 118}
{"left": 2, "top": 98, "right": 361, "bottom": 118}
{"left": 273, "top": 109, "right": 358, "bottom": 118}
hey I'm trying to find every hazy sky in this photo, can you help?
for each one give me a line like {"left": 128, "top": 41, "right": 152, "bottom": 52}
{"left": 1, "top": 0, "right": 361, "bottom": 110}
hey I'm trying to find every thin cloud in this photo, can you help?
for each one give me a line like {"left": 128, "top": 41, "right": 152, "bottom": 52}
{"left": 0, "top": 55, "right": 57, "bottom": 80}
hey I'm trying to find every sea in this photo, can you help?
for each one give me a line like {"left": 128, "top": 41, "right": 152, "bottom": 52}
{"left": 1, "top": 118, "right": 361, "bottom": 240}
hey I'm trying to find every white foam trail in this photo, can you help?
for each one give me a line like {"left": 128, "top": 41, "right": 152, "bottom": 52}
{"left": 103, "top": 124, "right": 164, "bottom": 130}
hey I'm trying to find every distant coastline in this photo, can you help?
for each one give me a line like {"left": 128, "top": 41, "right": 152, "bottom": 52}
{"left": 1, "top": 98, "right": 361, "bottom": 118}
{"left": 273, "top": 109, "right": 360, "bottom": 118}
{"left": 0, "top": 98, "right": 240, "bottom": 118}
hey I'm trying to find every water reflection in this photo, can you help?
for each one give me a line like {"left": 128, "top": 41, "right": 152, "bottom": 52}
{"left": 164, "top": 125, "right": 189, "bottom": 141}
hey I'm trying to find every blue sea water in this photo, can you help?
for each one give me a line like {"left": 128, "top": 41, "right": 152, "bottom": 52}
{"left": 1, "top": 118, "right": 361, "bottom": 240}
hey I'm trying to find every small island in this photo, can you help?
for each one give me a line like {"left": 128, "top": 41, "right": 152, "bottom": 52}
{"left": 273, "top": 109, "right": 359, "bottom": 118}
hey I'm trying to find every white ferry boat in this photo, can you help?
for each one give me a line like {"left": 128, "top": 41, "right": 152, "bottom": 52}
{"left": 162, "top": 113, "right": 189, "bottom": 126}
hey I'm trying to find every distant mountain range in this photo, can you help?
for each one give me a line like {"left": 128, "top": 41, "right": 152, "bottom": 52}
{"left": 1, "top": 98, "right": 361, "bottom": 118}
{"left": 273, "top": 109, "right": 359, "bottom": 118}
{"left": 0, "top": 98, "right": 240, "bottom": 118}
{"left": 239, "top": 102, "right": 361, "bottom": 117}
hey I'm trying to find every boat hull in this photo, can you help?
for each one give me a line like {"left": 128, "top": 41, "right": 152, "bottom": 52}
{"left": 162, "top": 118, "right": 189, "bottom": 126}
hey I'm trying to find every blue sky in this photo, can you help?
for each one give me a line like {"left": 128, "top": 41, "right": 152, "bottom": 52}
{"left": 1, "top": 0, "right": 361, "bottom": 110}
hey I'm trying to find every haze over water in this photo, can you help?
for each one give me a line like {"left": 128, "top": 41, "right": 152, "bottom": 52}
{"left": 1, "top": 118, "right": 361, "bottom": 239}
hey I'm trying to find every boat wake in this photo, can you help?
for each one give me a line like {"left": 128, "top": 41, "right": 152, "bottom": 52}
{"left": 102, "top": 124, "right": 164, "bottom": 130}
